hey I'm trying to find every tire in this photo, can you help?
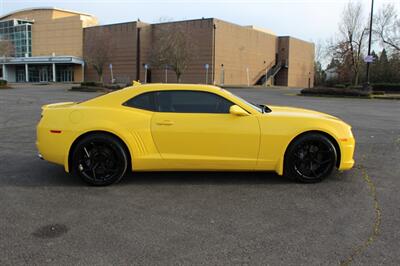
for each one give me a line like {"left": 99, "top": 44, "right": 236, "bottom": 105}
{"left": 71, "top": 133, "right": 128, "bottom": 186}
{"left": 284, "top": 133, "right": 337, "bottom": 183}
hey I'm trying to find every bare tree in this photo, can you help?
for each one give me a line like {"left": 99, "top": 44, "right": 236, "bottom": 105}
{"left": 83, "top": 29, "right": 113, "bottom": 83}
{"left": 376, "top": 4, "right": 400, "bottom": 53}
{"left": 329, "top": 1, "right": 368, "bottom": 85}
{"left": 150, "top": 23, "right": 195, "bottom": 82}
{"left": 313, "top": 40, "right": 326, "bottom": 86}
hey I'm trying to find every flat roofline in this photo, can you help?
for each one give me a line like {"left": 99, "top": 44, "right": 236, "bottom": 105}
{"left": 278, "top": 35, "right": 314, "bottom": 44}
{"left": 152, "top": 17, "right": 213, "bottom": 26}
{"left": 0, "top": 7, "right": 95, "bottom": 21}
{"left": 85, "top": 20, "right": 138, "bottom": 29}
{"left": 91, "top": 17, "right": 214, "bottom": 29}
{"left": 2, "top": 55, "right": 84, "bottom": 64}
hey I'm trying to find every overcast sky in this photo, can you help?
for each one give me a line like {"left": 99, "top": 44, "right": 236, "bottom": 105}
{"left": 1, "top": 0, "right": 399, "bottom": 43}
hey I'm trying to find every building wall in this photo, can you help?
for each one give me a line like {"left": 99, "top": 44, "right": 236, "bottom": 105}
{"left": 83, "top": 22, "right": 139, "bottom": 83}
{"left": 274, "top": 37, "right": 290, "bottom": 86}
{"left": 82, "top": 17, "right": 314, "bottom": 87}
{"left": 148, "top": 19, "right": 214, "bottom": 84}
{"left": 286, "top": 37, "right": 315, "bottom": 88}
{"left": 137, "top": 22, "right": 152, "bottom": 82}
{"left": 84, "top": 19, "right": 214, "bottom": 84}
{"left": 73, "top": 64, "right": 83, "bottom": 82}
{"left": 1, "top": 8, "right": 314, "bottom": 86}
{"left": 213, "top": 19, "right": 277, "bottom": 85}
{"left": 1, "top": 9, "right": 98, "bottom": 57}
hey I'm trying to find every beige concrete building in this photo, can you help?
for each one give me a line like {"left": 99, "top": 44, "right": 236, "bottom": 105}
{"left": 85, "top": 18, "right": 314, "bottom": 87}
{"left": 0, "top": 7, "right": 314, "bottom": 87}
{"left": 0, "top": 7, "right": 98, "bottom": 82}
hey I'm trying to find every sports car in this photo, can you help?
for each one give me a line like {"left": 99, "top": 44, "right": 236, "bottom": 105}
{"left": 36, "top": 83, "right": 355, "bottom": 185}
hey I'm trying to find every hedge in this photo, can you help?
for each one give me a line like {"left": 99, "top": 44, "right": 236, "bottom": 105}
{"left": 334, "top": 84, "right": 346, "bottom": 89}
{"left": 372, "top": 83, "right": 400, "bottom": 93}
{"left": 0, "top": 79, "right": 7, "bottom": 86}
{"left": 301, "top": 87, "right": 371, "bottom": 97}
{"left": 330, "top": 83, "right": 400, "bottom": 92}
{"left": 104, "top": 84, "right": 123, "bottom": 90}
{"left": 80, "top": 81, "right": 103, "bottom": 87}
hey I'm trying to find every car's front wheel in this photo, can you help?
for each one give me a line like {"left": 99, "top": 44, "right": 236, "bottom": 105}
{"left": 284, "top": 133, "right": 337, "bottom": 183}
{"left": 71, "top": 133, "right": 128, "bottom": 186}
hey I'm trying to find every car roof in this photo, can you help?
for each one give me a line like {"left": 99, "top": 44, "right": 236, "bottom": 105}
{"left": 81, "top": 83, "right": 227, "bottom": 107}
{"left": 129, "top": 83, "right": 224, "bottom": 93}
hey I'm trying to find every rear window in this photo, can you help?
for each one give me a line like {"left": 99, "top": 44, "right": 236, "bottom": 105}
{"left": 124, "top": 92, "right": 156, "bottom": 111}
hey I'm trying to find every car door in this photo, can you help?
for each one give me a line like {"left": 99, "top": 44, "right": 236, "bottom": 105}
{"left": 150, "top": 90, "right": 260, "bottom": 170}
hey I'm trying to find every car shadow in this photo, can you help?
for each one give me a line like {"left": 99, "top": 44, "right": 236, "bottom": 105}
{"left": 0, "top": 157, "right": 292, "bottom": 187}
{"left": 1, "top": 153, "right": 353, "bottom": 187}
{"left": 121, "top": 171, "right": 291, "bottom": 186}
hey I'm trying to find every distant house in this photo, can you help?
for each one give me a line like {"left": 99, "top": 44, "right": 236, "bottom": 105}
{"left": 325, "top": 66, "right": 338, "bottom": 81}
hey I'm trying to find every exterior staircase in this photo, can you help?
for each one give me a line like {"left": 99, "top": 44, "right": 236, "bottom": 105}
{"left": 254, "top": 60, "right": 288, "bottom": 86}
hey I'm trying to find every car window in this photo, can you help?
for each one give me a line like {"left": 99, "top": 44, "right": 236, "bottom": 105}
{"left": 124, "top": 92, "right": 156, "bottom": 111}
{"left": 155, "top": 90, "right": 234, "bottom": 113}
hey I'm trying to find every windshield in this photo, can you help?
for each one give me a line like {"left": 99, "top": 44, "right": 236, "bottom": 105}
{"left": 223, "top": 89, "right": 264, "bottom": 113}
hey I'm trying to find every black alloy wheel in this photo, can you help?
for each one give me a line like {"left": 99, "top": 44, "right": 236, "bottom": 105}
{"left": 71, "top": 133, "right": 128, "bottom": 186}
{"left": 284, "top": 133, "right": 337, "bottom": 183}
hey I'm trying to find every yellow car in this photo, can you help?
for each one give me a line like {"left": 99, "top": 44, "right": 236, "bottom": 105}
{"left": 36, "top": 84, "right": 355, "bottom": 186}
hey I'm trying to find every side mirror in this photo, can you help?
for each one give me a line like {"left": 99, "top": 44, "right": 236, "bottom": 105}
{"left": 229, "top": 105, "right": 249, "bottom": 116}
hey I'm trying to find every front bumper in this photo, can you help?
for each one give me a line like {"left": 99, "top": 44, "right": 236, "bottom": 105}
{"left": 338, "top": 137, "right": 355, "bottom": 170}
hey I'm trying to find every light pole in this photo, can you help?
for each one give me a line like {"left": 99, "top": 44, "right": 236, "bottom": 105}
{"left": 220, "top": 64, "right": 224, "bottom": 86}
{"left": 205, "top": 63, "right": 209, "bottom": 84}
{"left": 165, "top": 65, "right": 168, "bottom": 83}
{"left": 246, "top": 67, "right": 250, "bottom": 87}
{"left": 365, "top": 0, "right": 375, "bottom": 89}
{"left": 143, "top": 63, "right": 148, "bottom": 84}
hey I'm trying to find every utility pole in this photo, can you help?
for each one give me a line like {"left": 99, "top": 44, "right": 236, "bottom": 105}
{"left": 365, "top": 0, "right": 375, "bottom": 89}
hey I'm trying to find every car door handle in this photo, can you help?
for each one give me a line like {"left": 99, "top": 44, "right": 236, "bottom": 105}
{"left": 156, "top": 120, "right": 174, "bottom": 126}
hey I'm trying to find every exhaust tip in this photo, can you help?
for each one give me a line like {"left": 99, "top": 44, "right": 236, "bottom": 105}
{"left": 38, "top": 153, "right": 44, "bottom": 160}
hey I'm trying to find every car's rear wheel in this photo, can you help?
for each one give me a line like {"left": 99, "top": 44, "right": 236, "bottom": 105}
{"left": 284, "top": 133, "right": 337, "bottom": 183}
{"left": 71, "top": 133, "right": 128, "bottom": 186}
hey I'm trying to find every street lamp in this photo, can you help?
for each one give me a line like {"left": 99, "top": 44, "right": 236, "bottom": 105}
{"left": 365, "top": 0, "right": 375, "bottom": 90}
{"left": 164, "top": 64, "right": 169, "bottom": 83}
{"left": 143, "top": 63, "right": 149, "bottom": 84}
{"left": 220, "top": 64, "right": 225, "bottom": 86}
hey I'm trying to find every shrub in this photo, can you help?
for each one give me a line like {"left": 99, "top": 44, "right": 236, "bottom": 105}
{"left": 80, "top": 81, "right": 103, "bottom": 87}
{"left": 301, "top": 87, "right": 371, "bottom": 97}
{"left": 372, "top": 83, "right": 400, "bottom": 93}
{"left": 0, "top": 79, "right": 7, "bottom": 86}
{"left": 347, "top": 85, "right": 364, "bottom": 90}
{"left": 70, "top": 86, "right": 105, "bottom": 92}
{"left": 334, "top": 84, "right": 346, "bottom": 89}
{"left": 343, "top": 82, "right": 352, "bottom": 87}
{"left": 104, "top": 84, "right": 122, "bottom": 90}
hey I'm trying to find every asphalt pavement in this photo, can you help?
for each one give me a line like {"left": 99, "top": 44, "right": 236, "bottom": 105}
{"left": 0, "top": 84, "right": 399, "bottom": 265}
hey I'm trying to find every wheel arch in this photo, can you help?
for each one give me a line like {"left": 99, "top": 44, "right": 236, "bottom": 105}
{"left": 276, "top": 130, "right": 341, "bottom": 175}
{"left": 66, "top": 130, "right": 133, "bottom": 173}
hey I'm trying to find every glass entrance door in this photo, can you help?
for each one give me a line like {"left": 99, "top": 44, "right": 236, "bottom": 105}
{"left": 16, "top": 68, "right": 25, "bottom": 82}
{"left": 39, "top": 67, "right": 49, "bottom": 82}
{"left": 56, "top": 65, "right": 74, "bottom": 82}
{"left": 28, "top": 65, "right": 52, "bottom": 82}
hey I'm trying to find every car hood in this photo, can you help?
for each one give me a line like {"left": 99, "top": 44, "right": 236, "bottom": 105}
{"left": 267, "top": 105, "right": 342, "bottom": 121}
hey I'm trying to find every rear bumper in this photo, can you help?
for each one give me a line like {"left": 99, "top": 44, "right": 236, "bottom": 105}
{"left": 36, "top": 124, "right": 74, "bottom": 171}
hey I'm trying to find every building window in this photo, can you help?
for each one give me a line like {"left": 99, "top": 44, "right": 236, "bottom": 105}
{"left": 0, "top": 19, "right": 33, "bottom": 57}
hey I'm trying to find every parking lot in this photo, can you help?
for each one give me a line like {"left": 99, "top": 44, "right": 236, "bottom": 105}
{"left": 0, "top": 84, "right": 399, "bottom": 265}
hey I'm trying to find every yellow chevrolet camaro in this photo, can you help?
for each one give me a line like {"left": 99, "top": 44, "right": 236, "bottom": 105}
{"left": 36, "top": 84, "right": 355, "bottom": 185}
